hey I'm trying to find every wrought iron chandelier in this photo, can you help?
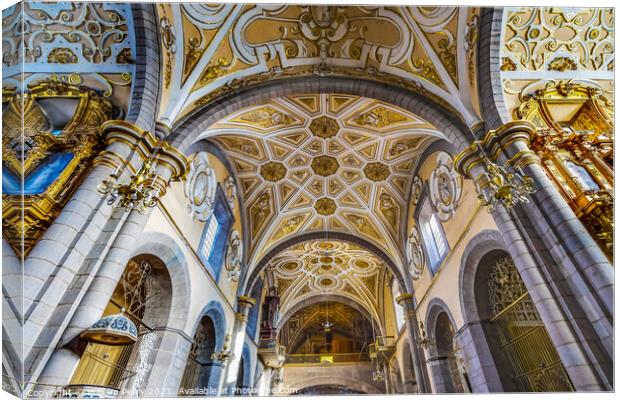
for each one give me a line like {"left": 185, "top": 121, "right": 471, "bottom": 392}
{"left": 98, "top": 144, "right": 162, "bottom": 214}
{"left": 372, "top": 362, "right": 385, "bottom": 382}
{"left": 415, "top": 322, "right": 435, "bottom": 349}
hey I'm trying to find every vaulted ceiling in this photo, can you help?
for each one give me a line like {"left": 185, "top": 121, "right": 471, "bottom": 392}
{"left": 156, "top": 4, "right": 483, "bottom": 127}
{"left": 198, "top": 94, "right": 447, "bottom": 263}
{"left": 264, "top": 240, "right": 389, "bottom": 327}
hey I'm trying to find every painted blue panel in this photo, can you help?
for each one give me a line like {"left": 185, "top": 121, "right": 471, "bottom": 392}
{"left": 2, "top": 168, "right": 21, "bottom": 195}
{"left": 24, "top": 152, "right": 74, "bottom": 195}
{"left": 3, "top": 152, "right": 74, "bottom": 195}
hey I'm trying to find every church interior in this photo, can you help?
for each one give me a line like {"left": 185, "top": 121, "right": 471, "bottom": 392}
{"left": 1, "top": 2, "right": 615, "bottom": 398}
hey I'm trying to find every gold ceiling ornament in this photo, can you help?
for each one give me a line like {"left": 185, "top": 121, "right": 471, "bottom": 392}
{"left": 47, "top": 47, "right": 78, "bottom": 64}
{"left": 363, "top": 162, "right": 390, "bottom": 182}
{"left": 314, "top": 197, "right": 337, "bottom": 216}
{"left": 269, "top": 240, "right": 385, "bottom": 323}
{"left": 500, "top": 57, "right": 517, "bottom": 71}
{"left": 233, "top": 106, "right": 295, "bottom": 130}
{"left": 548, "top": 56, "right": 577, "bottom": 72}
{"left": 354, "top": 106, "right": 408, "bottom": 129}
{"left": 502, "top": 7, "right": 614, "bottom": 72}
{"left": 2, "top": 79, "right": 113, "bottom": 257}
{"left": 309, "top": 115, "right": 339, "bottom": 139}
{"left": 311, "top": 155, "right": 339, "bottom": 177}
{"left": 520, "top": 82, "right": 614, "bottom": 258}
{"left": 260, "top": 161, "right": 287, "bottom": 182}
{"left": 158, "top": 5, "right": 483, "bottom": 125}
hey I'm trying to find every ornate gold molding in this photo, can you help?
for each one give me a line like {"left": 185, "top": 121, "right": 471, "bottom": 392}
{"left": 2, "top": 79, "right": 113, "bottom": 257}
{"left": 520, "top": 82, "right": 614, "bottom": 258}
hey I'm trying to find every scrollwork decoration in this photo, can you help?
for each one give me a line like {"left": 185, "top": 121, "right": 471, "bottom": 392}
{"left": 429, "top": 152, "right": 463, "bottom": 221}
{"left": 406, "top": 226, "right": 424, "bottom": 280}
{"left": 185, "top": 152, "right": 217, "bottom": 222}
{"left": 225, "top": 230, "right": 243, "bottom": 282}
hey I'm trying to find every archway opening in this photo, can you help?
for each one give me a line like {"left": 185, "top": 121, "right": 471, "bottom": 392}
{"left": 178, "top": 316, "right": 218, "bottom": 395}
{"left": 68, "top": 255, "right": 172, "bottom": 394}
{"left": 474, "top": 251, "right": 574, "bottom": 392}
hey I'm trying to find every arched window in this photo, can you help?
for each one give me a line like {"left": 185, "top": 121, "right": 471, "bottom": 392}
{"left": 417, "top": 196, "right": 449, "bottom": 275}
{"left": 198, "top": 185, "right": 234, "bottom": 281}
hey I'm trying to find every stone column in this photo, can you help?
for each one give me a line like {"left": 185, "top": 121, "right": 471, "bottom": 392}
{"left": 223, "top": 296, "right": 256, "bottom": 395}
{"left": 456, "top": 122, "right": 612, "bottom": 391}
{"left": 35, "top": 121, "right": 189, "bottom": 392}
{"left": 396, "top": 294, "right": 429, "bottom": 393}
{"left": 453, "top": 322, "right": 503, "bottom": 392}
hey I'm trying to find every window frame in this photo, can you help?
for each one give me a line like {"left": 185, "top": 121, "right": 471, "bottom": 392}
{"left": 414, "top": 185, "right": 450, "bottom": 276}
{"left": 198, "top": 184, "right": 235, "bottom": 281}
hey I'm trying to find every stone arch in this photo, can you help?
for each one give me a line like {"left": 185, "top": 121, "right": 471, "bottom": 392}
{"left": 242, "top": 231, "right": 410, "bottom": 298}
{"left": 476, "top": 7, "right": 510, "bottom": 132}
{"left": 192, "top": 300, "right": 229, "bottom": 351}
{"left": 459, "top": 229, "right": 506, "bottom": 324}
{"left": 456, "top": 229, "right": 511, "bottom": 392}
{"left": 127, "top": 2, "right": 161, "bottom": 132}
{"left": 288, "top": 375, "right": 383, "bottom": 395}
{"left": 424, "top": 298, "right": 458, "bottom": 345}
{"left": 276, "top": 293, "right": 381, "bottom": 335}
{"left": 167, "top": 76, "right": 474, "bottom": 156}
{"left": 424, "top": 298, "right": 466, "bottom": 393}
{"left": 130, "top": 232, "right": 191, "bottom": 331}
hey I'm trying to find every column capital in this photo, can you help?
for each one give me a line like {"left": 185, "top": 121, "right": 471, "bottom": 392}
{"left": 238, "top": 296, "right": 256, "bottom": 309}
{"left": 95, "top": 120, "right": 189, "bottom": 195}
{"left": 395, "top": 293, "right": 415, "bottom": 305}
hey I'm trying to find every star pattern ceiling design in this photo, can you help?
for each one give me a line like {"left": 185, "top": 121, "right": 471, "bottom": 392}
{"left": 155, "top": 4, "right": 482, "bottom": 126}
{"left": 198, "top": 94, "right": 447, "bottom": 263}
{"left": 265, "top": 240, "right": 388, "bottom": 327}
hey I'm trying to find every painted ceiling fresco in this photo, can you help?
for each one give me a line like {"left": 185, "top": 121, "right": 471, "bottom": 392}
{"left": 156, "top": 4, "right": 483, "bottom": 126}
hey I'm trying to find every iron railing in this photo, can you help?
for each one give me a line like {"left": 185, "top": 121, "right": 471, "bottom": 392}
{"left": 285, "top": 352, "right": 370, "bottom": 364}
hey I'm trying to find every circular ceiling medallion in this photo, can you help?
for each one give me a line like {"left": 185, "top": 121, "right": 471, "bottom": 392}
{"left": 319, "top": 256, "right": 333, "bottom": 264}
{"left": 318, "top": 242, "right": 335, "bottom": 250}
{"left": 314, "top": 197, "right": 337, "bottom": 215}
{"left": 311, "top": 155, "right": 339, "bottom": 176}
{"left": 363, "top": 162, "right": 390, "bottom": 181}
{"left": 309, "top": 115, "right": 339, "bottom": 139}
{"left": 318, "top": 276, "right": 336, "bottom": 288}
{"left": 282, "top": 261, "right": 299, "bottom": 271}
{"left": 320, "top": 264, "right": 333, "bottom": 272}
{"left": 355, "top": 260, "right": 370, "bottom": 269}
{"left": 260, "top": 161, "right": 287, "bottom": 182}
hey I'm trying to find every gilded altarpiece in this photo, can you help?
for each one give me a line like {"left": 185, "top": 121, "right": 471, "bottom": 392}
{"left": 517, "top": 82, "right": 614, "bottom": 259}
{"left": 2, "top": 79, "right": 113, "bottom": 256}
